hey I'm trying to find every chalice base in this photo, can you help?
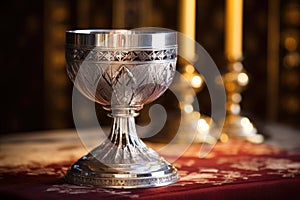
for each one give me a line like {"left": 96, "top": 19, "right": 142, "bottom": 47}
{"left": 65, "top": 143, "right": 178, "bottom": 189}
{"left": 65, "top": 116, "right": 178, "bottom": 189}
{"left": 221, "top": 114, "right": 264, "bottom": 144}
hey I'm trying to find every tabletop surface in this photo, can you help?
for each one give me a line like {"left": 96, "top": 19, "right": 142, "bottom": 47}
{"left": 0, "top": 124, "right": 300, "bottom": 200}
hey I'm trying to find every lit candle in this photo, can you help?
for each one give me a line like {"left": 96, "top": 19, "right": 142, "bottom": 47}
{"left": 225, "top": 0, "right": 243, "bottom": 61}
{"left": 179, "top": 0, "right": 196, "bottom": 59}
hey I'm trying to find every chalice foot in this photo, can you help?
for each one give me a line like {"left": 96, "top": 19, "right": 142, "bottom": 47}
{"left": 65, "top": 112, "right": 178, "bottom": 188}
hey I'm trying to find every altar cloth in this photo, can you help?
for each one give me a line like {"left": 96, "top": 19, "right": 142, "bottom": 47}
{"left": 0, "top": 129, "right": 299, "bottom": 199}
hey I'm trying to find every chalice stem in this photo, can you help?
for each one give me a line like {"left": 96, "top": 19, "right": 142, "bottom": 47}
{"left": 109, "top": 115, "right": 138, "bottom": 147}
{"left": 107, "top": 112, "right": 151, "bottom": 160}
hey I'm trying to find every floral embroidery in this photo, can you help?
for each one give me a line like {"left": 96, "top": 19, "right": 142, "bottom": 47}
{"left": 173, "top": 168, "right": 249, "bottom": 186}
{"left": 0, "top": 164, "right": 68, "bottom": 177}
{"left": 225, "top": 157, "right": 300, "bottom": 178}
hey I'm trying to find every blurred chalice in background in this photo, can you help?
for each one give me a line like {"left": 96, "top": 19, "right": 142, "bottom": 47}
{"left": 64, "top": 29, "right": 179, "bottom": 188}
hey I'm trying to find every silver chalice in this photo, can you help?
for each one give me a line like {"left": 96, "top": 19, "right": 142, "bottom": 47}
{"left": 64, "top": 29, "right": 178, "bottom": 188}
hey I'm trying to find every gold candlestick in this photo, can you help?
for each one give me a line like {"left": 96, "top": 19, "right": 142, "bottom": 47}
{"left": 175, "top": 0, "right": 216, "bottom": 144}
{"left": 222, "top": 0, "right": 263, "bottom": 143}
{"left": 221, "top": 59, "right": 264, "bottom": 143}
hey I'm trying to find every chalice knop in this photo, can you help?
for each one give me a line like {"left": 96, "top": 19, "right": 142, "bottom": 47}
{"left": 64, "top": 29, "right": 178, "bottom": 188}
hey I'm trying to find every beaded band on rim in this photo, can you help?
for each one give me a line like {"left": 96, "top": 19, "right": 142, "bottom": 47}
{"left": 65, "top": 47, "right": 177, "bottom": 62}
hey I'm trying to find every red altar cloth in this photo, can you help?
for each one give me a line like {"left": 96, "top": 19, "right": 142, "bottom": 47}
{"left": 0, "top": 130, "right": 299, "bottom": 199}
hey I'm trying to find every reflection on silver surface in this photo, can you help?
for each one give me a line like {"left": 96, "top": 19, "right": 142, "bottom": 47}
{"left": 66, "top": 29, "right": 177, "bottom": 48}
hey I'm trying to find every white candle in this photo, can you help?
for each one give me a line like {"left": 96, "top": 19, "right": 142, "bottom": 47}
{"left": 179, "top": 0, "right": 196, "bottom": 59}
{"left": 225, "top": 0, "right": 243, "bottom": 61}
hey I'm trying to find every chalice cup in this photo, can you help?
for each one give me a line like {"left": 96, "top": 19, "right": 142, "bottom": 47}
{"left": 64, "top": 29, "right": 178, "bottom": 188}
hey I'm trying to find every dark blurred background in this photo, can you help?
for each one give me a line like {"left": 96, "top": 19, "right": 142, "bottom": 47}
{"left": 1, "top": 0, "right": 299, "bottom": 134}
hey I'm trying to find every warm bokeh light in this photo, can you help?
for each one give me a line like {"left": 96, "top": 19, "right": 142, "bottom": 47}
{"left": 184, "top": 94, "right": 195, "bottom": 104}
{"left": 192, "top": 111, "right": 201, "bottom": 119}
{"left": 229, "top": 103, "right": 240, "bottom": 114}
{"left": 232, "top": 93, "right": 242, "bottom": 103}
{"left": 240, "top": 117, "right": 250, "bottom": 126}
{"left": 283, "top": 52, "right": 300, "bottom": 68}
{"left": 197, "top": 118, "right": 209, "bottom": 132}
{"left": 191, "top": 75, "right": 203, "bottom": 88}
{"left": 237, "top": 72, "right": 249, "bottom": 86}
{"left": 220, "top": 133, "right": 229, "bottom": 143}
{"left": 185, "top": 64, "right": 195, "bottom": 74}
{"left": 284, "top": 36, "right": 298, "bottom": 51}
{"left": 232, "top": 62, "right": 243, "bottom": 72}
{"left": 240, "top": 117, "right": 254, "bottom": 133}
{"left": 184, "top": 104, "right": 194, "bottom": 113}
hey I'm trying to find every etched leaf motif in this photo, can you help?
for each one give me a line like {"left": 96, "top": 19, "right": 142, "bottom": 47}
{"left": 131, "top": 63, "right": 155, "bottom": 104}
{"left": 96, "top": 64, "right": 116, "bottom": 105}
{"left": 112, "top": 65, "right": 136, "bottom": 105}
